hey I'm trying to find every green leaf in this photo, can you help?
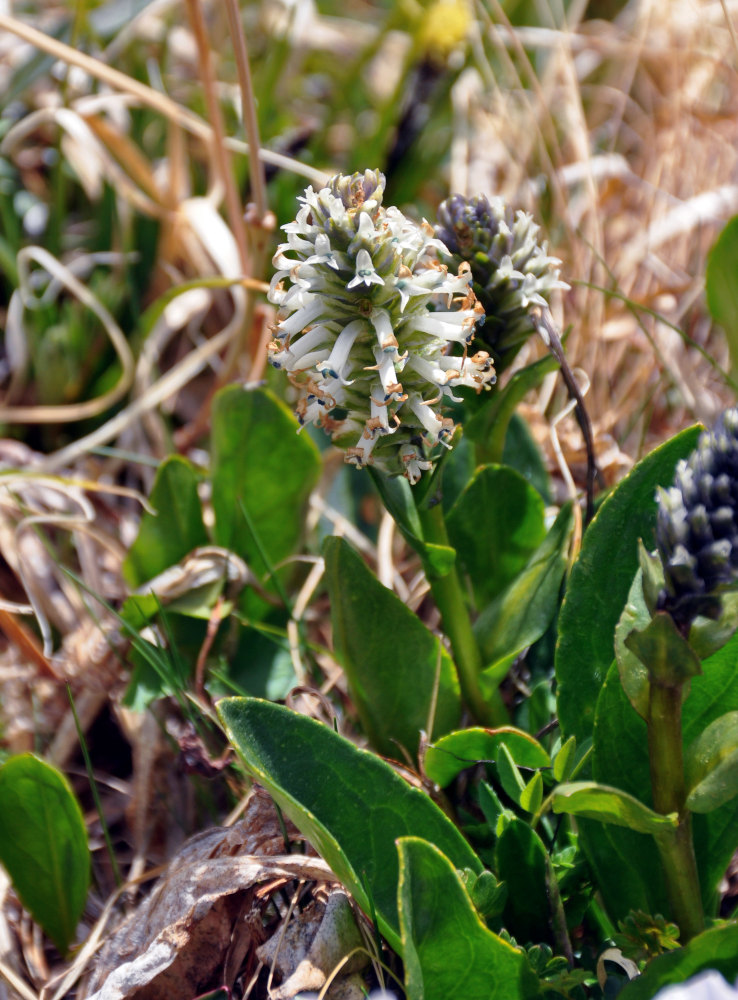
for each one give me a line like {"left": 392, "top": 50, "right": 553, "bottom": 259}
{"left": 424, "top": 727, "right": 550, "bottom": 788}
{"left": 614, "top": 569, "right": 652, "bottom": 719}
{"left": 552, "top": 736, "right": 577, "bottom": 783}
{"left": 368, "top": 469, "right": 456, "bottom": 577}
{"left": 122, "top": 456, "right": 209, "bottom": 588}
{"left": 497, "top": 742, "right": 528, "bottom": 806}
{"left": 474, "top": 504, "right": 573, "bottom": 692}
{"left": 685, "top": 711, "right": 738, "bottom": 813}
{"left": 211, "top": 386, "right": 320, "bottom": 580}
{"left": 619, "top": 924, "right": 738, "bottom": 1000}
{"left": 397, "top": 837, "right": 539, "bottom": 1000}
{"left": 465, "top": 354, "right": 559, "bottom": 465}
{"left": 323, "top": 536, "right": 461, "bottom": 757}
{"left": 494, "top": 819, "right": 550, "bottom": 946}
{"left": 520, "top": 771, "right": 544, "bottom": 815}
{"left": 706, "top": 215, "right": 738, "bottom": 379}
{"left": 478, "top": 781, "right": 513, "bottom": 833}
{"left": 0, "top": 755, "right": 90, "bottom": 954}
{"left": 446, "top": 464, "right": 546, "bottom": 607}
{"left": 624, "top": 612, "right": 702, "bottom": 687}
{"left": 465, "top": 869, "right": 508, "bottom": 918}
{"left": 217, "top": 698, "right": 481, "bottom": 955}
{"left": 556, "top": 426, "right": 702, "bottom": 745}
{"left": 584, "top": 631, "right": 738, "bottom": 922}
{"left": 502, "top": 412, "right": 552, "bottom": 503}
{"left": 551, "top": 781, "right": 678, "bottom": 834}
{"left": 637, "top": 539, "right": 665, "bottom": 617}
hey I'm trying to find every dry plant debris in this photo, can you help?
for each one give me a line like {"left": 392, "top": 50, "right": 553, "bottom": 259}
{"left": 1, "top": 0, "right": 738, "bottom": 997}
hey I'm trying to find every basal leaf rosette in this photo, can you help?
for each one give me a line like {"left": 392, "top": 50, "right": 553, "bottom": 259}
{"left": 657, "top": 407, "right": 738, "bottom": 629}
{"left": 267, "top": 170, "right": 495, "bottom": 483}
{"left": 435, "top": 193, "right": 568, "bottom": 374}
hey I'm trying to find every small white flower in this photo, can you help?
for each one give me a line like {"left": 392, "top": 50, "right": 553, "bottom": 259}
{"left": 346, "top": 248, "right": 384, "bottom": 289}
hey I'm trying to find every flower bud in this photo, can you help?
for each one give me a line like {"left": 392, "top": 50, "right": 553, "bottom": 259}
{"left": 435, "top": 193, "right": 568, "bottom": 373}
{"left": 656, "top": 408, "right": 738, "bottom": 627}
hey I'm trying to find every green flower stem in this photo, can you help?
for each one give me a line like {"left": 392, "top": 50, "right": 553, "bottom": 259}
{"left": 418, "top": 501, "right": 508, "bottom": 727}
{"left": 648, "top": 680, "right": 704, "bottom": 943}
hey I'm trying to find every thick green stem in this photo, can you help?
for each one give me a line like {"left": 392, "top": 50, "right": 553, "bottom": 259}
{"left": 648, "top": 681, "right": 704, "bottom": 943}
{"left": 418, "top": 501, "right": 508, "bottom": 727}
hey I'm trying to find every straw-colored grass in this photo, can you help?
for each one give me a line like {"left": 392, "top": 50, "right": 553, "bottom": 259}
{"left": 1, "top": 0, "right": 738, "bottom": 995}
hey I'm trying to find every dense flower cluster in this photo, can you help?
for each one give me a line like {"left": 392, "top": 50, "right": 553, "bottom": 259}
{"left": 435, "top": 193, "right": 568, "bottom": 374}
{"left": 267, "top": 170, "right": 495, "bottom": 482}
{"left": 656, "top": 408, "right": 738, "bottom": 628}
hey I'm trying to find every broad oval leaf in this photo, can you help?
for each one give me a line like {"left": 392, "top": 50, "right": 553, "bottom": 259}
{"left": 217, "top": 697, "right": 481, "bottom": 955}
{"left": 551, "top": 781, "right": 678, "bottom": 834}
{"left": 211, "top": 385, "right": 320, "bottom": 582}
{"left": 685, "top": 711, "right": 738, "bottom": 813}
{"left": 123, "top": 455, "right": 208, "bottom": 588}
{"left": 475, "top": 503, "right": 573, "bottom": 687}
{"left": 494, "top": 818, "right": 550, "bottom": 945}
{"left": 0, "top": 754, "right": 90, "bottom": 954}
{"left": 397, "top": 837, "right": 539, "bottom": 1000}
{"left": 424, "top": 727, "right": 550, "bottom": 788}
{"left": 446, "top": 464, "right": 546, "bottom": 607}
{"left": 556, "top": 426, "right": 702, "bottom": 745}
{"left": 323, "top": 535, "right": 460, "bottom": 758}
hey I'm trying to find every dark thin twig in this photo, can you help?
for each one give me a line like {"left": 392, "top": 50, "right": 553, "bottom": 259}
{"left": 531, "top": 304, "right": 602, "bottom": 524}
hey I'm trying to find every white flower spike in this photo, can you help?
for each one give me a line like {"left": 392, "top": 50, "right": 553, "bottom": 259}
{"left": 268, "top": 170, "right": 495, "bottom": 481}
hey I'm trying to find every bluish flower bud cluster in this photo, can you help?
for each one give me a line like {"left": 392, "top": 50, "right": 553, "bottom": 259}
{"left": 657, "top": 407, "right": 738, "bottom": 627}
{"left": 435, "top": 193, "right": 568, "bottom": 373}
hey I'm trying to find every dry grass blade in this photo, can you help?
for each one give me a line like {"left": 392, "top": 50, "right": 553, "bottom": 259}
{"left": 0, "top": 12, "right": 328, "bottom": 184}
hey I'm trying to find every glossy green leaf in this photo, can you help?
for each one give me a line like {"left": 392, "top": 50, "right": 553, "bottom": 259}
{"left": 496, "top": 742, "right": 527, "bottom": 806}
{"left": 619, "top": 924, "right": 738, "bottom": 1000}
{"left": 478, "top": 781, "right": 513, "bottom": 834}
{"left": 323, "top": 535, "right": 460, "bottom": 757}
{"left": 0, "top": 755, "right": 90, "bottom": 954}
{"left": 424, "top": 727, "right": 550, "bottom": 788}
{"left": 625, "top": 612, "right": 702, "bottom": 687}
{"left": 551, "top": 781, "right": 677, "bottom": 834}
{"left": 446, "top": 464, "right": 546, "bottom": 607}
{"left": 211, "top": 386, "right": 320, "bottom": 579}
{"left": 474, "top": 504, "right": 573, "bottom": 689}
{"left": 502, "top": 412, "right": 551, "bottom": 503}
{"left": 217, "top": 698, "right": 481, "bottom": 955}
{"left": 123, "top": 456, "right": 208, "bottom": 588}
{"left": 397, "top": 837, "right": 538, "bottom": 1000}
{"left": 585, "top": 630, "right": 738, "bottom": 922}
{"left": 552, "top": 736, "right": 577, "bottom": 782}
{"left": 706, "top": 215, "right": 738, "bottom": 378}
{"left": 519, "top": 770, "right": 544, "bottom": 815}
{"left": 494, "top": 818, "right": 550, "bottom": 946}
{"left": 556, "top": 426, "right": 702, "bottom": 745}
{"left": 685, "top": 711, "right": 738, "bottom": 813}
